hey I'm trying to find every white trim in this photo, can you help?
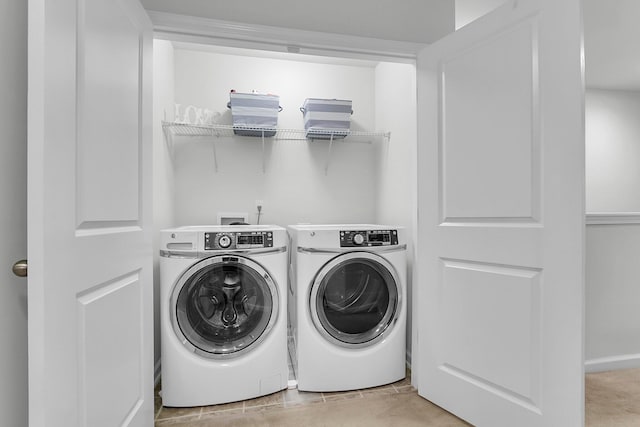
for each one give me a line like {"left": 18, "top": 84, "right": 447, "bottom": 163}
{"left": 147, "top": 11, "right": 424, "bottom": 63}
{"left": 585, "top": 354, "right": 640, "bottom": 373}
{"left": 586, "top": 212, "right": 640, "bottom": 225}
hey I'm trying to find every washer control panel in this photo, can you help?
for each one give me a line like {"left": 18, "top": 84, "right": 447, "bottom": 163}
{"left": 340, "top": 229, "right": 398, "bottom": 247}
{"left": 204, "top": 231, "right": 274, "bottom": 250}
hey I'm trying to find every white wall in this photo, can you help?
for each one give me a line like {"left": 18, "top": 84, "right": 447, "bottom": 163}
{"left": 152, "top": 40, "right": 176, "bottom": 374}
{"left": 140, "top": 0, "right": 454, "bottom": 44}
{"left": 374, "top": 62, "right": 417, "bottom": 364}
{"left": 0, "top": 0, "right": 28, "bottom": 424}
{"left": 585, "top": 89, "right": 640, "bottom": 371}
{"left": 171, "top": 49, "right": 379, "bottom": 227}
{"left": 586, "top": 225, "right": 640, "bottom": 371}
{"left": 586, "top": 89, "right": 640, "bottom": 213}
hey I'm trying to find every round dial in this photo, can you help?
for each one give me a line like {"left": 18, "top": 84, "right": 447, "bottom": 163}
{"left": 352, "top": 233, "right": 365, "bottom": 245}
{"left": 218, "top": 234, "right": 232, "bottom": 248}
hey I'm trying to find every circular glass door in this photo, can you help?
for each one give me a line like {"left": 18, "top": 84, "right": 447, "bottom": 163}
{"left": 170, "top": 255, "right": 279, "bottom": 359}
{"left": 309, "top": 252, "right": 399, "bottom": 348}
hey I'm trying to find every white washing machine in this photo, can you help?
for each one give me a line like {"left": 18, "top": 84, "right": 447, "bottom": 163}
{"left": 288, "top": 224, "right": 407, "bottom": 392}
{"left": 159, "top": 225, "right": 289, "bottom": 407}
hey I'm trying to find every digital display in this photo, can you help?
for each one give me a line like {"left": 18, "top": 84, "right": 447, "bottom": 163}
{"left": 237, "top": 235, "right": 263, "bottom": 245}
{"left": 368, "top": 233, "right": 389, "bottom": 243}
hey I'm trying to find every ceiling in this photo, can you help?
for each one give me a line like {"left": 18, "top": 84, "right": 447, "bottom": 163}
{"left": 584, "top": 0, "right": 640, "bottom": 90}
{"left": 140, "top": 0, "right": 454, "bottom": 44}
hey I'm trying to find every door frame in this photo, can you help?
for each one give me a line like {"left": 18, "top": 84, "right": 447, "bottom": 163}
{"left": 0, "top": 1, "right": 28, "bottom": 425}
{"left": 144, "top": 7, "right": 585, "bottom": 419}
{"left": 147, "top": 10, "right": 426, "bottom": 383}
{"left": 147, "top": 11, "right": 423, "bottom": 64}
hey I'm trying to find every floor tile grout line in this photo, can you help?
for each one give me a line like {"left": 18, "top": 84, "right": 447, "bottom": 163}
{"left": 204, "top": 405, "right": 247, "bottom": 416}
{"left": 157, "top": 412, "right": 201, "bottom": 422}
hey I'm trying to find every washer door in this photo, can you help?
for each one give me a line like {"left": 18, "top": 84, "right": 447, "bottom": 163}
{"left": 170, "top": 255, "right": 279, "bottom": 359}
{"left": 310, "top": 252, "right": 400, "bottom": 348}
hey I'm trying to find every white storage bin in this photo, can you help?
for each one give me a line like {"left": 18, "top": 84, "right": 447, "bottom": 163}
{"left": 301, "top": 98, "right": 352, "bottom": 139}
{"left": 228, "top": 92, "right": 281, "bottom": 137}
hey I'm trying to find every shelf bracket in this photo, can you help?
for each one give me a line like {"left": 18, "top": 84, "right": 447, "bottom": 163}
{"left": 325, "top": 133, "right": 335, "bottom": 175}
{"left": 261, "top": 129, "right": 266, "bottom": 173}
{"left": 161, "top": 125, "right": 175, "bottom": 159}
{"left": 211, "top": 128, "right": 219, "bottom": 172}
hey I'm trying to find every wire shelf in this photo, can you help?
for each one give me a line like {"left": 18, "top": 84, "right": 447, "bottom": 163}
{"left": 161, "top": 121, "right": 390, "bottom": 175}
{"left": 161, "top": 121, "right": 390, "bottom": 141}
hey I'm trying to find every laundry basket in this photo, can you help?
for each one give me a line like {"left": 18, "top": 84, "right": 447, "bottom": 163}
{"left": 228, "top": 92, "right": 281, "bottom": 137}
{"left": 301, "top": 98, "right": 352, "bottom": 139}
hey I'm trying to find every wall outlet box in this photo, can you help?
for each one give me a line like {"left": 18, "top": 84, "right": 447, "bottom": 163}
{"left": 217, "top": 212, "right": 249, "bottom": 225}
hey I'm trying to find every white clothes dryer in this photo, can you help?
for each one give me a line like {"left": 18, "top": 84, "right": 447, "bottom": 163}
{"left": 159, "top": 225, "right": 288, "bottom": 407}
{"left": 288, "top": 224, "right": 407, "bottom": 392}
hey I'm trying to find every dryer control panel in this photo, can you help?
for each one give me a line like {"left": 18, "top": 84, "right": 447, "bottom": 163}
{"left": 205, "top": 231, "right": 274, "bottom": 250}
{"left": 340, "top": 229, "right": 398, "bottom": 247}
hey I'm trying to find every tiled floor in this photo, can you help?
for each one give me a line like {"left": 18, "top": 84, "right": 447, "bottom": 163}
{"left": 154, "top": 375, "right": 470, "bottom": 426}
{"left": 155, "top": 368, "right": 640, "bottom": 426}
{"left": 586, "top": 367, "right": 640, "bottom": 426}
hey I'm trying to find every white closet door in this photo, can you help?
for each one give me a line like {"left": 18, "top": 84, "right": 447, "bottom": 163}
{"left": 416, "top": 0, "right": 584, "bottom": 426}
{"left": 27, "top": 0, "right": 154, "bottom": 425}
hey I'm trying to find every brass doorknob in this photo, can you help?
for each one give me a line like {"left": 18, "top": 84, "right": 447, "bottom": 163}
{"left": 12, "top": 259, "right": 27, "bottom": 277}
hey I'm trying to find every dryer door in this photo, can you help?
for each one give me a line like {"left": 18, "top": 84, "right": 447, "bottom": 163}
{"left": 310, "top": 252, "right": 400, "bottom": 348}
{"left": 170, "top": 255, "right": 279, "bottom": 359}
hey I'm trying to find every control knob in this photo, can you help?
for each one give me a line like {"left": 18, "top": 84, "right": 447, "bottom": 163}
{"left": 352, "top": 233, "right": 365, "bottom": 245}
{"left": 218, "top": 234, "right": 232, "bottom": 249}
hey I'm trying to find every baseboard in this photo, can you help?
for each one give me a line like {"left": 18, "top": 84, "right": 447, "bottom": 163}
{"left": 154, "top": 358, "right": 162, "bottom": 386}
{"left": 585, "top": 353, "right": 640, "bottom": 373}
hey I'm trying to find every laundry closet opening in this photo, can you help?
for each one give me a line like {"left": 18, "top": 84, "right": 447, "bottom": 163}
{"left": 151, "top": 39, "right": 418, "bottom": 379}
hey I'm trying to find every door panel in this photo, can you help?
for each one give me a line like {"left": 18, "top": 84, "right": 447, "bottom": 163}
{"left": 416, "top": 0, "right": 584, "bottom": 426}
{"left": 28, "top": 0, "right": 153, "bottom": 425}
{"left": 441, "top": 19, "right": 539, "bottom": 222}
{"left": 440, "top": 260, "right": 542, "bottom": 407}
{"left": 78, "top": 273, "right": 143, "bottom": 426}
{"left": 78, "top": 0, "right": 142, "bottom": 226}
